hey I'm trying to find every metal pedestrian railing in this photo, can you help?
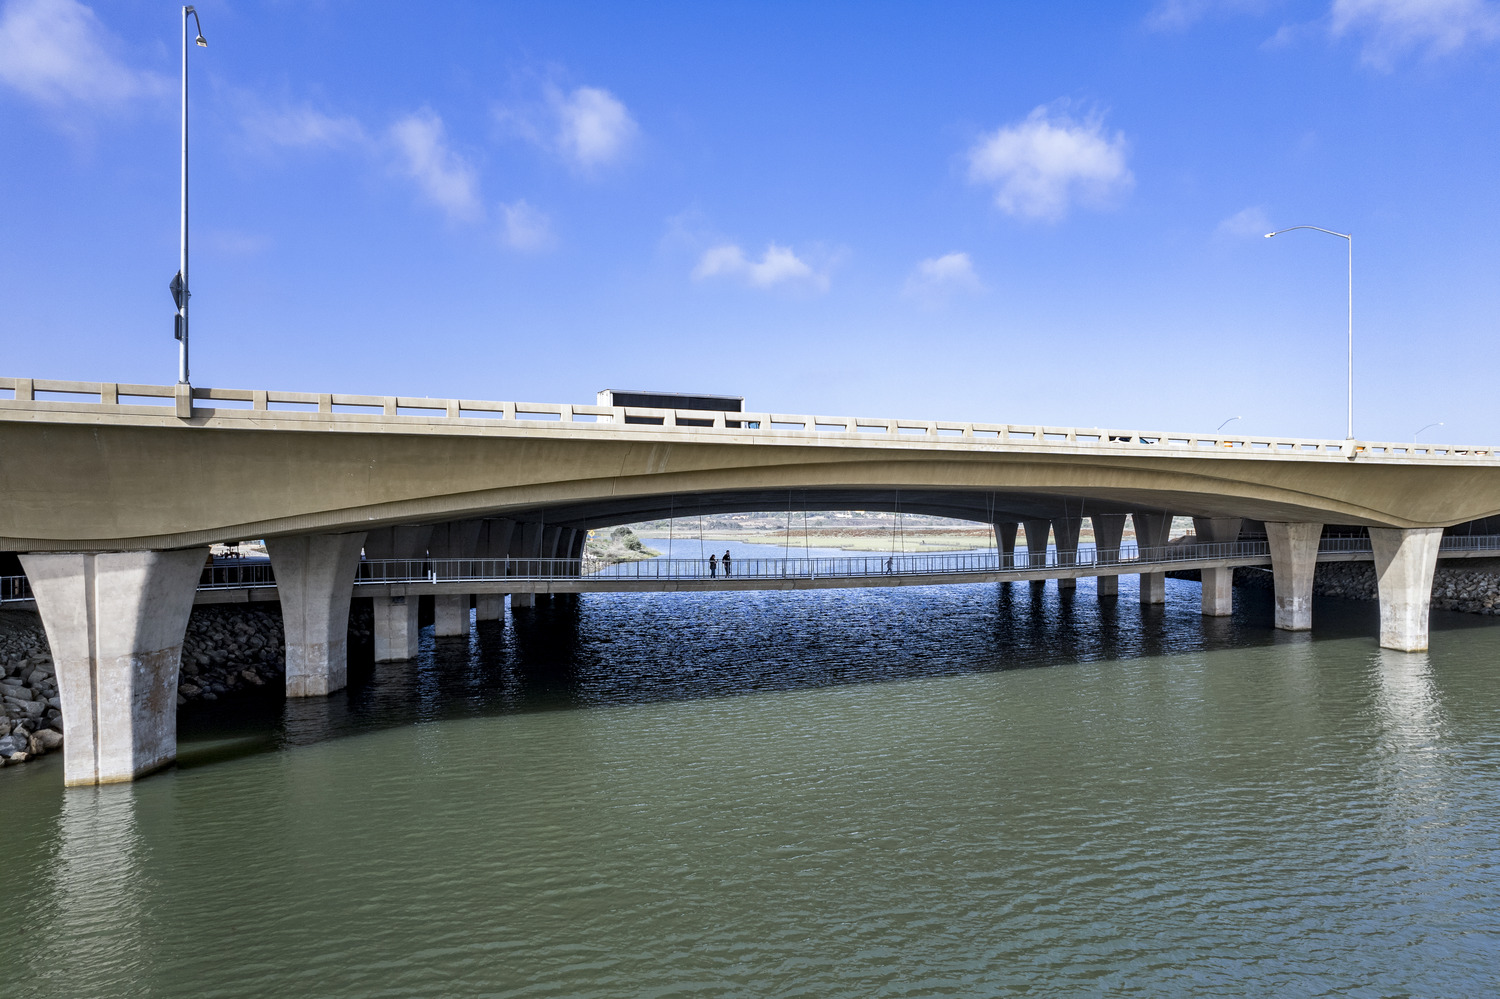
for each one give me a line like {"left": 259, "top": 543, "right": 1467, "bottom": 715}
{"left": 4, "top": 535, "right": 1500, "bottom": 603}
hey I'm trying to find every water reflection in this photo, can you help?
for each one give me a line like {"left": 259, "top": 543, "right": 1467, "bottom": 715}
{"left": 35, "top": 787, "right": 151, "bottom": 993}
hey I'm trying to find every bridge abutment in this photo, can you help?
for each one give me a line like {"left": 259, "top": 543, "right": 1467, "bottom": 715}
{"left": 1133, "top": 512, "right": 1174, "bottom": 605}
{"left": 1091, "top": 514, "right": 1127, "bottom": 598}
{"left": 21, "top": 548, "right": 206, "bottom": 785}
{"left": 1266, "top": 522, "right": 1321, "bottom": 631}
{"left": 1370, "top": 527, "right": 1443, "bottom": 651}
{"left": 365, "top": 525, "right": 432, "bottom": 661}
{"left": 1194, "top": 517, "right": 1243, "bottom": 617}
{"left": 267, "top": 532, "right": 367, "bottom": 697}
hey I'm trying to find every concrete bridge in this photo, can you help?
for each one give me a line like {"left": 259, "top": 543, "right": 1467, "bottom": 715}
{"left": 5, "top": 374, "right": 1500, "bottom": 786}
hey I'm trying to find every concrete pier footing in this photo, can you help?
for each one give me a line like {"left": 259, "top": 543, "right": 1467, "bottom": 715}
{"left": 1133, "top": 512, "right": 1174, "bottom": 605}
{"left": 1091, "top": 514, "right": 1127, "bottom": 598}
{"left": 1370, "top": 527, "right": 1443, "bottom": 651}
{"left": 373, "top": 595, "right": 420, "bottom": 660}
{"left": 1022, "top": 519, "right": 1050, "bottom": 569}
{"left": 20, "top": 548, "right": 207, "bottom": 786}
{"left": 266, "top": 532, "right": 367, "bottom": 697}
{"left": 1266, "top": 522, "right": 1322, "bottom": 631}
{"left": 365, "top": 525, "right": 432, "bottom": 661}
{"left": 1194, "top": 517, "right": 1243, "bottom": 617}
{"left": 434, "top": 596, "right": 470, "bottom": 636}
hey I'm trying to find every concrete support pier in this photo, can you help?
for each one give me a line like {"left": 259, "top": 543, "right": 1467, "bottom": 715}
{"left": 365, "top": 525, "right": 431, "bottom": 661}
{"left": 511, "top": 521, "right": 544, "bottom": 608}
{"left": 1266, "top": 522, "right": 1322, "bottom": 631}
{"left": 430, "top": 520, "right": 482, "bottom": 636}
{"left": 1052, "top": 517, "right": 1082, "bottom": 591}
{"left": 1194, "top": 517, "right": 1243, "bottom": 617}
{"left": 266, "top": 533, "right": 367, "bottom": 697}
{"left": 1022, "top": 519, "right": 1050, "bottom": 569}
{"left": 21, "top": 549, "right": 207, "bottom": 786}
{"left": 475, "top": 519, "right": 516, "bottom": 621}
{"left": 1091, "top": 514, "right": 1127, "bottom": 598}
{"left": 994, "top": 522, "right": 1018, "bottom": 569}
{"left": 1133, "top": 512, "right": 1174, "bottom": 605}
{"left": 1370, "top": 527, "right": 1443, "bottom": 651}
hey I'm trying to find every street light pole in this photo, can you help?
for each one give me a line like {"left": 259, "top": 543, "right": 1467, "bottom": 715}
{"left": 1265, "top": 225, "right": 1353, "bottom": 440}
{"left": 175, "top": 6, "right": 207, "bottom": 385}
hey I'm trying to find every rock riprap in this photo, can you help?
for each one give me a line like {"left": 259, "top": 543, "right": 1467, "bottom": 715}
{"left": 0, "top": 600, "right": 374, "bottom": 769}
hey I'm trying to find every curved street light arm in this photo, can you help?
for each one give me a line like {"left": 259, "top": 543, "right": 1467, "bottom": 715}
{"left": 1264, "top": 223, "right": 1354, "bottom": 440}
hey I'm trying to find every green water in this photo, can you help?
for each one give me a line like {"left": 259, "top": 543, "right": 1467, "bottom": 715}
{"left": 3, "top": 582, "right": 1499, "bottom": 996}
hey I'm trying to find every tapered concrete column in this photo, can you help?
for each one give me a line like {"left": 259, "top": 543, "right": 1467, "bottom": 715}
{"left": 566, "top": 529, "right": 587, "bottom": 576}
{"left": 1266, "top": 522, "right": 1322, "bottom": 631}
{"left": 1132, "top": 512, "right": 1174, "bottom": 605}
{"left": 1052, "top": 517, "right": 1082, "bottom": 590}
{"left": 365, "top": 525, "right": 432, "bottom": 661}
{"left": 558, "top": 529, "right": 577, "bottom": 575}
{"left": 21, "top": 549, "right": 207, "bottom": 786}
{"left": 1091, "top": 514, "right": 1127, "bottom": 598}
{"left": 475, "top": 519, "right": 516, "bottom": 621}
{"left": 267, "top": 532, "right": 367, "bottom": 697}
{"left": 1022, "top": 519, "right": 1050, "bottom": 569}
{"left": 994, "top": 522, "right": 1018, "bottom": 568}
{"left": 1194, "top": 517, "right": 1243, "bottom": 617}
{"left": 1370, "top": 527, "right": 1443, "bottom": 651}
{"left": 512, "top": 521, "right": 544, "bottom": 608}
{"left": 431, "top": 520, "right": 482, "bottom": 637}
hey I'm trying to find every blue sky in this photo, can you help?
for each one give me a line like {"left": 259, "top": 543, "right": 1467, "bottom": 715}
{"left": 2, "top": 0, "right": 1498, "bottom": 442}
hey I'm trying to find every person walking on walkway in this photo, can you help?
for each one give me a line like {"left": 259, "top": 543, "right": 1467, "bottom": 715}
{"left": 722, "top": 550, "right": 732, "bottom": 577}
{"left": 709, "top": 553, "right": 718, "bottom": 577}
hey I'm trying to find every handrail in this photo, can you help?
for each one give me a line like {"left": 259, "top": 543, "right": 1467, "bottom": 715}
{"left": 2, "top": 374, "right": 1493, "bottom": 459}
{"left": 4, "top": 535, "right": 1499, "bottom": 603}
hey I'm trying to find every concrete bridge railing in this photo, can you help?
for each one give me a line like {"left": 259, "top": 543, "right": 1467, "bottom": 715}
{"left": 3, "top": 374, "right": 1497, "bottom": 462}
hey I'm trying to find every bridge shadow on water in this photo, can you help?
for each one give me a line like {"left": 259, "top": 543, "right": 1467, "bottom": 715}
{"left": 173, "top": 575, "right": 1494, "bottom": 770}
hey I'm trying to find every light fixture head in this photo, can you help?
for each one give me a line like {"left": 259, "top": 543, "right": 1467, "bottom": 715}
{"left": 196, "top": 34, "right": 207, "bottom": 46}
{"left": 1263, "top": 232, "right": 1275, "bottom": 238}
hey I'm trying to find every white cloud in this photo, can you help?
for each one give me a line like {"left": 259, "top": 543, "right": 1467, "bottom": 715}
{"left": 240, "top": 102, "right": 366, "bottom": 151}
{"left": 550, "top": 85, "right": 637, "bottom": 168}
{"left": 388, "top": 110, "right": 483, "bottom": 223}
{"left": 1331, "top": 0, "right": 1500, "bottom": 66}
{"left": 1216, "top": 205, "right": 1272, "bottom": 237}
{"left": 904, "top": 252, "right": 982, "bottom": 299}
{"left": 693, "top": 243, "right": 829, "bottom": 291}
{"left": 0, "top": 0, "right": 167, "bottom": 106}
{"left": 967, "top": 104, "right": 1133, "bottom": 221}
{"left": 1146, "top": 0, "right": 1276, "bottom": 31}
{"left": 497, "top": 82, "right": 638, "bottom": 171}
{"left": 498, "top": 199, "right": 555, "bottom": 252}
